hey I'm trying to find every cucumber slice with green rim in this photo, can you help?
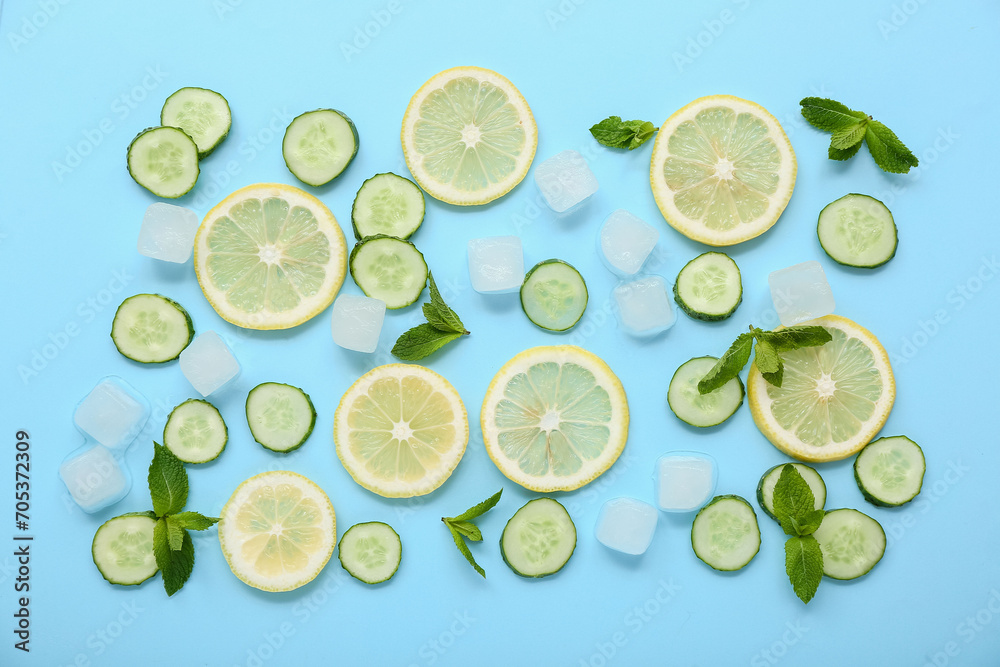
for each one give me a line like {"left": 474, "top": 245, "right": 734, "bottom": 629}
{"left": 349, "top": 235, "right": 428, "bottom": 309}
{"left": 756, "top": 463, "right": 827, "bottom": 522}
{"left": 667, "top": 356, "right": 744, "bottom": 427}
{"left": 501, "top": 498, "right": 576, "bottom": 578}
{"left": 163, "top": 399, "right": 228, "bottom": 464}
{"left": 813, "top": 508, "right": 885, "bottom": 580}
{"left": 520, "top": 259, "right": 588, "bottom": 332}
{"left": 817, "top": 194, "right": 898, "bottom": 268}
{"left": 673, "top": 252, "right": 742, "bottom": 321}
{"left": 282, "top": 109, "right": 359, "bottom": 186}
{"left": 352, "top": 173, "right": 425, "bottom": 240}
{"left": 160, "top": 87, "right": 232, "bottom": 159}
{"left": 853, "top": 435, "right": 925, "bottom": 507}
{"left": 92, "top": 512, "right": 158, "bottom": 586}
{"left": 245, "top": 382, "right": 316, "bottom": 453}
{"left": 691, "top": 494, "right": 760, "bottom": 571}
{"left": 111, "top": 293, "right": 194, "bottom": 363}
{"left": 126, "top": 126, "right": 200, "bottom": 198}
{"left": 338, "top": 521, "right": 402, "bottom": 584}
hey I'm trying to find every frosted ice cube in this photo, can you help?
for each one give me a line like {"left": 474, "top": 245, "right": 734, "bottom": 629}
{"left": 137, "top": 202, "right": 200, "bottom": 263}
{"left": 74, "top": 377, "right": 150, "bottom": 450}
{"left": 595, "top": 497, "right": 659, "bottom": 556}
{"left": 598, "top": 209, "right": 659, "bottom": 276}
{"left": 180, "top": 331, "right": 240, "bottom": 396}
{"left": 768, "top": 261, "right": 836, "bottom": 326}
{"left": 331, "top": 294, "right": 386, "bottom": 353}
{"left": 59, "top": 445, "right": 129, "bottom": 513}
{"left": 613, "top": 275, "right": 675, "bottom": 336}
{"left": 534, "top": 150, "right": 598, "bottom": 213}
{"left": 655, "top": 452, "right": 717, "bottom": 512}
{"left": 467, "top": 236, "right": 525, "bottom": 294}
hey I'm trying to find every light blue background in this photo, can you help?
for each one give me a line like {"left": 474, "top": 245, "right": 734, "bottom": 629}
{"left": 2, "top": 1, "right": 999, "bottom": 665}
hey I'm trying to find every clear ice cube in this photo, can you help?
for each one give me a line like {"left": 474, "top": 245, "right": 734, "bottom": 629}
{"left": 180, "top": 331, "right": 241, "bottom": 396}
{"left": 137, "top": 202, "right": 200, "bottom": 263}
{"left": 598, "top": 209, "right": 659, "bottom": 276}
{"left": 331, "top": 294, "right": 386, "bottom": 353}
{"left": 655, "top": 452, "right": 717, "bottom": 513}
{"left": 534, "top": 150, "right": 599, "bottom": 213}
{"left": 595, "top": 497, "right": 659, "bottom": 556}
{"left": 74, "top": 377, "right": 150, "bottom": 450}
{"left": 467, "top": 236, "right": 525, "bottom": 294}
{"left": 59, "top": 445, "right": 129, "bottom": 513}
{"left": 613, "top": 275, "right": 675, "bottom": 336}
{"left": 768, "top": 261, "right": 836, "bottom": 326}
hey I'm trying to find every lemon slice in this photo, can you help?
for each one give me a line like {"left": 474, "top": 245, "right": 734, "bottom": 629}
{"left": 334, "top": 364, "right": 468, "bottom": 498}
{"left": 218, "top": 470, "right": 336, "bottom": 592}
{"left": 650, "top": 95, "right": 796, "bottom": 246}
{"left": 481, "top": 346, "right": 629, "bottom": 492}
{"left": 748, "top": 315, "right": 895, "bottom": 462}
{"left": 194, "top": 183, "right": 347, "bottom": 330}
{"left": 401, "top": 66, "right": 537, "bottom": 205}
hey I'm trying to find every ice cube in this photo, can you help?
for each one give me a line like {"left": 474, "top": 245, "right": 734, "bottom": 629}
{"left": 613, "top": 275, "right": 675, "bottom": 336}
{"left": 331, "top": 294, "right": 386, "bottom": 353}
{"left": 655, "top": 452, "right": 717, "bottom": 513}
{"left": 768, "top": 261, "right": 836, "bottom": 326}
{"left": 534, "top": 150, "right": 599, "bottom": 213}
{"left": 595, "top": 497, "right": 659, "bottom": 556}
{"left": 598, "top": 209, "right": 659, "bottom": 276}
{"left": 467, "top": 236, "right": 525, "bottom": 294}
{"left": 137, "top": 202, "right": 200, "bottom": 263}
{"left": 74, "top": 377, "right": 150, "bottom": 450}
{"left": 180, "top": 331, "right": 241, "bottom": 396}
{"left": 59, "top": 445, "right": 129, "bottom": 513}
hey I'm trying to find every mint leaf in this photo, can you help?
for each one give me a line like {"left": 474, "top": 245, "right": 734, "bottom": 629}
{"left": 801, "top": 98, "right": 918, "bottom": 174}
{"left": 447, "top": 489, "right": 503, "bottom": 522}
{"left": 165, "top": 515, "right": 186, "bottom": 551}
{"left": 392, "top": 323, "right": 463, "bottom": 361}
{"left": 447, "top": 525, "right": 486, "bottom": 578}
{"left": 590, "top": 116, "right": 657, "bottom": 150}
{"left": 865, "top": 120, "right": 919, "bottom": 174}
{"left": 754, "top": 337, "right": 783, "bottom": 387}
{"left": 153, "top": 518, "right": 194, "bottom": 596}
{"left": 446, "top": 520, "right": 483, "bottom": 542}
{"left": 758, "top": 326, "right": 832, "bottom": 351}
{"left": 772, "top": 465, "right": 818, "bottom": 533}
{"left": 424, "top": 272, "right": 467, "bottom": 334}
{"left": 799, "top": 98, "right": 868, "bottom": 132}
{"left": 785, "top": 535, "right": 823, "bottom": 603}
{"left": 148, "top": 443, "right": 188, "bottom": 517}
{"left": 442, "top": 490, "right": 501, "bottom": 578}
{"left": 169, "top": 511, "right": 220, "bottom": 532}
{"left": 828, "top": 141, "right": 863, "bottom": 161}
{"left": 697, "top": 332, "right": 754, "bottom": 394}
{"left": 830, "top": 120, "right": 868, "bottom": 150}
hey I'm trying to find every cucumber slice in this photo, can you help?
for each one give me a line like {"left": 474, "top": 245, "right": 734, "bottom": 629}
{"left": 853, "top": 435, "right": 925, "bottom": 507}
{"left": 163, "top": 399, "right": 228, "bottom": 464}
{"left": 501, "top": 498, "right": 576, "bottom": 578}
{"left": 92, "top": 513, "right": 158, "bottom": 586}
{"left": 282, "top": 109, "right": 359, "bottom": 186}
{"left": 520, "top": 259, "right": 588, "bottom": 332}
{"left": 673, "top": 252, "right": 742, "bottom": 321}
{"left": 160, "top": 87, "right": 232, "bottom": 159}
{"left": 352, "top": 173, "right": 425, "bottom": 240}
{"left": 690, "top": 495, "right": 760, "bottom": 571}
{"left": 338, "top": 521, "right": 402, "bottom": 584}
{"left": 756, "top": 463, "right": 827, "bottom": 522}
{"left": 667, "top": 356, "right": 744, "bottom": 427}
{"left": 817, "top": 194, "right": 898, "bottom": 268}
{"left": 349, "top": 235, "right": 428, "bottom": 309}
{"left": 245, "top": 383, "right": 316, "bottom": 453}
{"left": 813, "top": 508, "right": 885, "bottom": 580}
{"left": 126, "top": 126, "right": 200, "bottom": 198}
{"left": 111, "top": 293, "right": 194, "bottom": 363}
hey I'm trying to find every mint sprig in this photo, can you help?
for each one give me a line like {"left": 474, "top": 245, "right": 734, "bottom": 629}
{"left": 772, "top": 465, "right": 826, "bottom": 604}
{"left": 589, "top": 116, "right": 657, "bottom": 150}
{"left": 442, "top": 489, "right": 502, "bottom": 578}
{"left": 800, "top": 98, "right": 918, "bottom": 174}
{"left": 392, "top": 272, "right": 469, "bottom": 361}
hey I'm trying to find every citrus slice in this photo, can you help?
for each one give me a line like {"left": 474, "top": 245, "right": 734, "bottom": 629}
{"left": 218, "top": 470, "right": 336, "bottom": 592}
{"left": 401, "top": 66, "right": 537, "bottom": 205}
{"left": 481, "top": 346, "right": 629, "bottom": 492}
{"left": 194, "top": 183, "right": 347, "bottom": 330}
{"left": 334, "top": 364, "right": 468, "bottom": 498}
{"left": 747, "top": 315, "right": 895, "bottom": 462}
{"left": 650, "top": 95, "right": 796, "bottom": 246}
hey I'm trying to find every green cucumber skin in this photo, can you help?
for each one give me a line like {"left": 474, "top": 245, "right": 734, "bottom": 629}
{"left": 673, "top": 252, "right": 742, "bottom": 322}
{"left": 283, "top": 109, "right": 359, "bottom": 187}
{"left": 853, "top": 436, "right": 925, "bottom": 507}
{"left": 520, "top": 259, "right": 589, "bottom": 332}
{"left": 348, "top": 235, "right": 428, "bottom": 309}
{"left": 245, "top": 383, "right": 316, "bottom": 454}
{"left": 338, "top": 521, "right": 402, "bottom": 585}
{"left": 500, "top": 498, "right": 577, "bottom": 579}
{"left": 92, "top": 512, "right": 158, "bottom": 586}
{"left": 690, "top": 494, "right": 760, "bottom": 572}
{"left": 163, "top": 399, "right": 228, "bottom": 464}
{"left": 814, "top": 508, "right": 885, "bottom": 580}
{"left": 667, "top": 356, "right": 744, "bottom": 428}
{"left": 110, "top": 293, "right": 195, "bottom": 364}
{"left": 817, "top": 194, "right": 898, "bottom": 269}
{"left": 755, "top": 463, "right": 827, "bottom": 522}
{"left": 160, "top": 87, "right": 232, "bottom": 159}
{"left": 126, "top": 126, "right": 200, "bottom": 199}
{"left": 351, "top": 173, "right": 425, "bottom": 241}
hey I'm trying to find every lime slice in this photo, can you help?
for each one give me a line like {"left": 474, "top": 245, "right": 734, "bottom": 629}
{"left": 401, "top": 66, "right": 537, "bottom": 205}
{"left": 334, "top": 364, "right": 469, "bottom": 498}
{"left": 650, "top": 95, "right": 796, "bottom": 246}
{"left": 747, "top": 315, "right": 895, "bottom": 462}
{"left": 218, "top": 471, "right": 336, "bottom": 592}
{"left": 194, "top": 183, "right": 347, "bottom": 330}
{"left": 481, "top": 346, "right": 629, "bottom": 492}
